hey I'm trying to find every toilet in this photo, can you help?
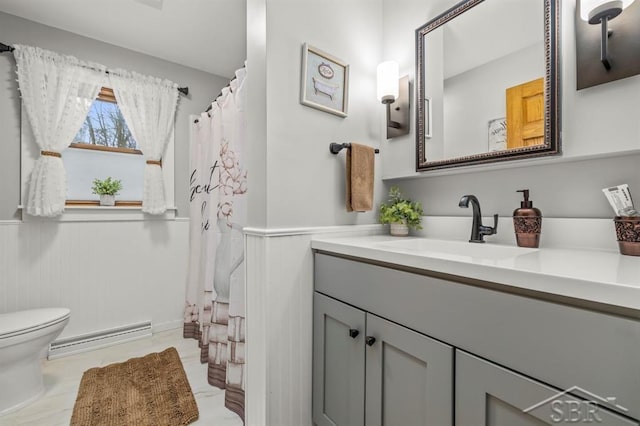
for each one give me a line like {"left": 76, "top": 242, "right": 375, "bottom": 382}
{"left": 0, "top": 308, "right": 70, "bottom": 415}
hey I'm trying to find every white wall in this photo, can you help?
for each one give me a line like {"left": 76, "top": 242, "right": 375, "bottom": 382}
{"left": 245, "top": 225, "right": 382, "bottom": 426}
{"left": 244, "top": 0, "right": 384, "bottom": 423}
{"left": 0, "top": 219, "right": 189, "bottom": 338}
{"left": 248, "top": 0, "right": 385, "bottom": 229}
{"left": 382, "top": 0, "right": 640, "bottom": 218}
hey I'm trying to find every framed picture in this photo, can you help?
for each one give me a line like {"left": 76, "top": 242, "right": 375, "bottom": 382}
{"left": 300, "top": 43, "right": 349, "bottom": 117}
{"left": 488, "top": 117, "right": 507, "bottom": 152}
{"left": 424, "top": 97, "right": 432, "bottom": 139}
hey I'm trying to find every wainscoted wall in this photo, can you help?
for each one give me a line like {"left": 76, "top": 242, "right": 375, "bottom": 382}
{"left": 0, "top": 219, "right": 189, "bottom": 339}
{"left": 245, "top": 225, "right": 382, "bottom": 426}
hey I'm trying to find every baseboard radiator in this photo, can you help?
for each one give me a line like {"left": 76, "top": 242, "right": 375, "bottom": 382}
{"left": 48, "top": 321, "right": 152, "bottom": 360}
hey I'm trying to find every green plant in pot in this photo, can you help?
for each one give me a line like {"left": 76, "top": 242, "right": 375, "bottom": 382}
{"left": 379, "top": 186, "right": 423, "bottom": 236}
{"left": 92, "top": 177, "right": 123, "bottom": 206}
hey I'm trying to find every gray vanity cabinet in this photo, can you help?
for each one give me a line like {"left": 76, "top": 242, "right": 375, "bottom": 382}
{"left": 312, "top": 292, "right": 366, "bottom": 426}
{"left": 456, "top": 351, "right": 638, "bottom": 426}
{"left": 313, "top": 252, "right": 640, "bottom": 425}
{"left": 313, "top": 292, "right": 454, "bottom": 426}
{"left": 364, "top": 313, "right": 453, "bottom": 426}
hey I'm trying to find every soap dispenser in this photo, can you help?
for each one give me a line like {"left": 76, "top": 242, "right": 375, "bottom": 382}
{"left": 513, "top": 189, "right": 542, "bottom": 248}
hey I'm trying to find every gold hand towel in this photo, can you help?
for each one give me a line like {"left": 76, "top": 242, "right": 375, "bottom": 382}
{"left": 346, "top": 143, "right": 375, "bottom": 212}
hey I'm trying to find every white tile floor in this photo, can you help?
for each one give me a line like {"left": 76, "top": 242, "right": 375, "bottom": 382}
{"left": 0, "top": 328, "right": 244, "bottom": 426}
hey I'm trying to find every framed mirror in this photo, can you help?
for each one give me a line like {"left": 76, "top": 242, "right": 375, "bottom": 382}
{"left": 415, "top": 0, "right": 561, "bottom": 171}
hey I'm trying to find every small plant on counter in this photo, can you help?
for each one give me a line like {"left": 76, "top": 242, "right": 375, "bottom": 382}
{"left": 379, "top": 186, "right": 423, "bottom": 231}
{"left": 91, "top": 177, "right": 123, "bottom": 196}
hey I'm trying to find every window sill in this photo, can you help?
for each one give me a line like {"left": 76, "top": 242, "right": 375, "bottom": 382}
{"left": 17, "top": 205, "right": 177, "bottom": 222}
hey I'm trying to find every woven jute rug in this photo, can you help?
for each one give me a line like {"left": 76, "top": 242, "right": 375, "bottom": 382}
{"left": 70, "top": 347, "right": 199, "bottom": 426}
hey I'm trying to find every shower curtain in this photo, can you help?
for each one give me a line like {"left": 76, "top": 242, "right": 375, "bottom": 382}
{"left": 184, "top": 64, "right": 247, "bottom": 422}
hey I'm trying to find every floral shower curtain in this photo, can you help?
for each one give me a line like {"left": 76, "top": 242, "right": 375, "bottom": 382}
{"left": 184, "top": 64, "right": 247, "bottom": 422}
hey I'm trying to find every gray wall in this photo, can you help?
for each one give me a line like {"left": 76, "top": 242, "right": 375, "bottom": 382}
{"left": 0, "top": 11, "right": 231, "bottom": 219}
{"left": 382, "top": 0, "right": 640, "bottom": 219}
{"left": 247, "top": 0, "right": 385, "bottom": 229}
{"left": 398, "top": 153, "right": 640, "bottom": 219}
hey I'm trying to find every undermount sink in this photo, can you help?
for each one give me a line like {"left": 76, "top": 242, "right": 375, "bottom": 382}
{"left": 373, "top": 238, "right": 538, "bottom": 260}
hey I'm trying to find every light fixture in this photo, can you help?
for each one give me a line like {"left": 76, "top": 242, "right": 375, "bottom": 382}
{"left": 376, "top": 61, "right": 410, "bottom": 139}
{"left": 580, "top": 0, "right": 636, "bottom": 70}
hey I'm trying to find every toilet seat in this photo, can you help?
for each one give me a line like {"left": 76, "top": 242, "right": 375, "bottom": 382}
{"left": 0, "top": 308, "right": 71, "bottom": 340}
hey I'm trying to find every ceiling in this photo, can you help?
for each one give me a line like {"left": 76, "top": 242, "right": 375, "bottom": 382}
{"left": 0, "top": 0, "right": 246, "bottom": 78}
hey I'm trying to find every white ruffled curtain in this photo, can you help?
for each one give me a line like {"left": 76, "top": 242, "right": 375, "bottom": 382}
{"left": 109, "top": 71, "right": 179, "bottom": 214}
{"left": 14, "top": 45, "right": 106, "bottom": 217}
{"left": 184, "top": 65, "right": 247, "bottom": 422}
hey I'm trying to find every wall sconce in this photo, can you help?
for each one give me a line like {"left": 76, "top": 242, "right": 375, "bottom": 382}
{"left": 580, "top": 0, "right": 635, "bottom": 70}
{"left": 376, "top": 61, "right": 410, "bottom": 139}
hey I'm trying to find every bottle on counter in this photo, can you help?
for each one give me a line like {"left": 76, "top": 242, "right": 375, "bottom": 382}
{"left": 513, "top": 189, "right": 542, "bottom": 248}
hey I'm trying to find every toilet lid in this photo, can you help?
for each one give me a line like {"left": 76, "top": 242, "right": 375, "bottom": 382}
{"left": 0, "top": 308, "right": 70, "bottom": 339}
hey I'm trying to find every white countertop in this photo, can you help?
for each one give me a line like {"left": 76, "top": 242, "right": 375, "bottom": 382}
{"left": 311, "top": 235, "right": 640, "bottom": 312}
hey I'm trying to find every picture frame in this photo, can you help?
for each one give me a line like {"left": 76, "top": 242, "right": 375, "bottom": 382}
{"left": 487, "top": 117, "right": 507, "bottom": 152}
{"left": 300, "top": 43, "right": 349, "bottom": 117}
{"left": 424, "top": 97, "right": 432, "bottom": 138}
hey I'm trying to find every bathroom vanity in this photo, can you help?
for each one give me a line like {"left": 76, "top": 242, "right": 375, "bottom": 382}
{"left": 311, "top": 236, "right": 640, "bottom": 426}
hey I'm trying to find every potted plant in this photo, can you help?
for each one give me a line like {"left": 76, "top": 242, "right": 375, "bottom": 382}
{"left": 92, "top": 177, "right": 123, "bottom": 206}
{"left": 379, "top": 186, "right": 423, "bottom": 236}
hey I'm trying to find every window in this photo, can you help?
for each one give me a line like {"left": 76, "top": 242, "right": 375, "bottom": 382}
{"left": 20, "top": 86, "right": 176, "bottom": 219}
{"left": 63, "top": 87, "right": 144, "bottom": 206}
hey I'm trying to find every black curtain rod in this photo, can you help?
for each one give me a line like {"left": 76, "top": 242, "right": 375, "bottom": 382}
{"left": 0, "top": 42, "right": 188, "bottom": 96}
{"left": 0, "top": 42, "right": 14, "bottom": 53}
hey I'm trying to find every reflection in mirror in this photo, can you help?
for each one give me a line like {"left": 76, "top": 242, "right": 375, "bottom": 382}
{"left": 416, "top": 0, "right": 561, "bottom": 171}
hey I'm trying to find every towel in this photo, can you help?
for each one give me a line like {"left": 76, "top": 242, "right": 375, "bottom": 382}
{"left": 346, "top": 143, "right": 375, "bottom": 212}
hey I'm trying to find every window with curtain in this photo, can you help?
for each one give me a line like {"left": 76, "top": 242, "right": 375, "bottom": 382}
{"left": 63, "top": 87, "right": 145, "bottom": 206}
{"left": 15, "top": 44, "right": 179, "bottom": 218}
{"left": 20, "top": 91, "right": 176, "bottom": 215}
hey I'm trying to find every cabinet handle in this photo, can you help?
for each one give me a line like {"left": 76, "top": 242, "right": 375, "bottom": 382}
{"left": 365, "top": 336, "right": 376, "bottom": 346}
{"left": 349, "top": 329, "right": 360, "bottom": 339}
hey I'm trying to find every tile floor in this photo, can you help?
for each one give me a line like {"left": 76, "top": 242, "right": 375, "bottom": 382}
{"left": 1, "top": 328, "right": 243, "bottom": 426}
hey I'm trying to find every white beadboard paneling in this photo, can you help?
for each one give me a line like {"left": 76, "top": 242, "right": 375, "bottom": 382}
{"left": 270, "top": 234, "right": 314, "bottom": 426}
{"left": 245, "top": 225, "right": 383, "bottom": 426}
{"left": 0, "top": 219, "right": 189, "bottom": 339}
{"left": 245, "top": 234, "right": 268, "bottom": 425}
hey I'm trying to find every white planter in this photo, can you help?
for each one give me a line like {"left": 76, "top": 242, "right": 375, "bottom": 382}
{"left": 99, "top": 194, "right": 115, "bottom": 206}
{"left": 390, "top": 222, "right": 409, "bottom": 236}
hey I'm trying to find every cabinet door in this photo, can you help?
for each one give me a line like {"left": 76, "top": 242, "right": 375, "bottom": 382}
{"left": 456, "top": 350, "right": 638, "bottom": 426}
{"left": 364, "top": 314, "right": 453, "bottom": 426}
{"left": 313, "top": 292, "right": 366, "bottom": 426}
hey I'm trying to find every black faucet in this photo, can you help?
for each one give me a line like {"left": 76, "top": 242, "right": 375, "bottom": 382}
{"left": 458, "top": 195, "right": 498, "bottom": 243}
